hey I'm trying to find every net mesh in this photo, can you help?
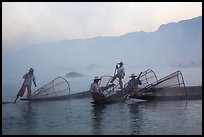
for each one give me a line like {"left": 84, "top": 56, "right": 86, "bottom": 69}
{"left": 124, "top": 69, "right": 158, "bottom": 89}
{"left": 31, "top": 77, "right": 70, "bottom": 99}
{"left": 140, "top": 70, "right": 186, "bottom": 97}
{"left": 99, "top": 75, "right": 120, "bottom": 98}
{"left": 139, "top": 69, "right": 158, "bottom": 88}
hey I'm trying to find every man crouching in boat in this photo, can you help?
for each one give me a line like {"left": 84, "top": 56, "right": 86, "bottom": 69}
{"left": 90, "top": 76, "right": 106, "bottom": 104}
{"left": 126, "top": 73, "right": 142, "bottom": 98}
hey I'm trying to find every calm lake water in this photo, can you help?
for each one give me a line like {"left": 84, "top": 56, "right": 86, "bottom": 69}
{"left": 2, "top": 96, "right": 202, "bottom": 135}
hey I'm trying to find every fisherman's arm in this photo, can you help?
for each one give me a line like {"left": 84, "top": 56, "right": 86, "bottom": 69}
{"left": 139, "top": 80, "right": 142, "bottom": 85}
{"left": 23, "top": 73, "right": 28, "bottom": 79}
{"left": 33, "top": 75, "right": 37, "bottom": 87}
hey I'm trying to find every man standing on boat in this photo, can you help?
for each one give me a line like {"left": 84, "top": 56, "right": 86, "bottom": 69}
{"left": 110, "top": 62, "right": 125, "bottom": 89}
{"left": 126, "top": 73, "right": 142, "bottom": 98}
{"left": 14, "top": 68, "right": 37, "bottom": 102}
{"left": 90, "top": 76, "right": 105, "bottom": 103}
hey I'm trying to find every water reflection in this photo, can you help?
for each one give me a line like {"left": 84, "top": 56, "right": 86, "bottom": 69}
{"left": 15, "top": 102, "right": 37, "bottom": 134}
{"left": 127, "top": 102, "right": 146, "bottom": 135}
{"left": 127, "top": 100, "right": 189, "bottom": 135}
{"left": 91, "top": 104, "right": 106, "bottom": 135}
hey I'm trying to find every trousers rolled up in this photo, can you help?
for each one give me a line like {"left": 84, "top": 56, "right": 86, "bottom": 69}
{"left": 110, "top": 73, "right": 123, "bottom": 88}
{"left": 17, "top": 84, "right": 32, "bottom": 99}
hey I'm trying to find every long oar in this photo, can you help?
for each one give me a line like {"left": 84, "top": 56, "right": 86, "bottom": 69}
{"left": 108, "top": 63, "right": 117, "bottom": 85}
{"left": 124, "top": 72, "right": 143, "bottom": 102}
{"left": 13, "top": 95, "right": 19, "bottom": 103}
{"left": 102, "top": 63, "right": 118, "bottom": 90}
{"left": 13, "top": 88, "right": 22, "bottom": 103}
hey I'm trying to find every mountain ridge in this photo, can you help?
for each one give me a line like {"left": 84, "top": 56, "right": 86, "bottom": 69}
{"left": 6, "top": 16, "right": 202, "bottom": 73}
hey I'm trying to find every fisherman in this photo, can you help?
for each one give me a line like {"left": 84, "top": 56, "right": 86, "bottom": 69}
{"left": 90, "top": 76, "right": 105, "bottom": 104}
{"left": 110, "top": 62, "right": 125, "bottom": 89}
{"left": 14, "top": 68, "right": 37, "bottom": 102}
{"left": 126, "top": 73, "right": 142, "bottom": 98}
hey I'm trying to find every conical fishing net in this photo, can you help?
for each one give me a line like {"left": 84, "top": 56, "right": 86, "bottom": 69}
{"left": 31, "top": 77, "right": 70, "bottom": 99}
{"left": 140, "top": 70, "right": 187, "bottom": 98}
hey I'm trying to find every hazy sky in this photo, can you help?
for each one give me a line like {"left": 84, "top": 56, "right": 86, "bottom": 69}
{"left": 2, "top": 2, "right": 202, "bottom": 53}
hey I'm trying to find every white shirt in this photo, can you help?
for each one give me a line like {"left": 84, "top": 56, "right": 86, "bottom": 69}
{"left": 23, "top": 72, "right": 36, "bottom": 86}
{"left": 117, "top": 66, "right": 125, "bottom": 76}
{"left": 127, "top": 78, "right": 142, "bottom": 90}
{"left": 90, "top": 82, "right": 101, "bottom": 93}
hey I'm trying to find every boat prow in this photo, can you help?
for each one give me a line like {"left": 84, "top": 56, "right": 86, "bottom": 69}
{"left": 125, "top": 97, "right": 146, "bottom": 104}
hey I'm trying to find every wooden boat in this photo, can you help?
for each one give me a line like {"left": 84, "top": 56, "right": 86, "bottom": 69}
{"left": 99, "top": 69, "right": 187, "bottom": 103}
